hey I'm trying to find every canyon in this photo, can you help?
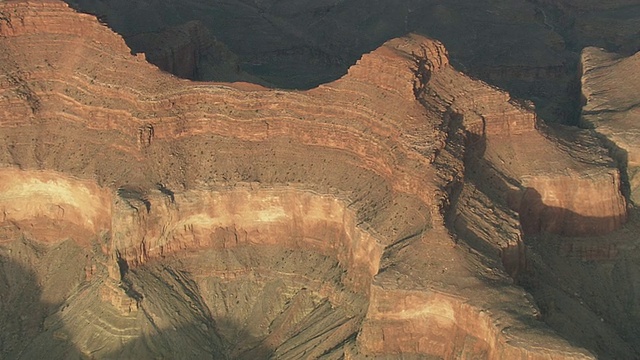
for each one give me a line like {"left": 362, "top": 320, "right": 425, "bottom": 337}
{"left": 62, "top": 0, "right": 640, "bottom": 126}
{"left": 0, "top": 0, "right": 639, "bottom": 359}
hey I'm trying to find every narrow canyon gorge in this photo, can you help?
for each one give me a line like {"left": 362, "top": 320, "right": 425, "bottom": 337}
{"left": 1, "top": 0, "right": 639, "bottom": 359}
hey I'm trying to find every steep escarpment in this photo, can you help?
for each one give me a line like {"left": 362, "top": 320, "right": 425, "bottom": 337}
{"left": 405, "top": 43, "right": 633, "bottom": 359}
{"left": 0, "top": 1, "right": 628, "bottom": 359}
{"left": 421, "top": 54, "right": 626, "bottom": 238}
{"left": 60, "top": 0, "right": 578, "bottom": 123}
{"left": 513, "top": 44, "right": 640, "bottom": 359}
{"left": 580, "top": 47, "right": 640, "bottom": 204}
{"left": 520, "top": 224, "right": 640, "bottom": 359}
{"left": 62, "top": 0, "right": 640, "bottom": 130}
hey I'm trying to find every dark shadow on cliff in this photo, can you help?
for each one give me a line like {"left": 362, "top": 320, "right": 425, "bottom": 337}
{"left": 590, "top": 129, "right": 634, "bottom": 206}
{"left": 444, "top": 128, "right": 526, "bottom": 279}
{"left": 516, "top": 187, "right": 626, "bottom": 237}
{"left": 102, "top": 319, "right": 274, "bottom": 360}
{"left": 61, "top": 0, "right": 640, "bottom": 126}
{"left": 447, "top": 125, "right": 626, "bottom": 259}
{"left": 442, "top": 125, "right": 638, "bottom": 358}
{"left": 62, "top": 0, "right": 358, "bottom": 88}
{"left": 0, "top": 241, "right": 277, "bottom": 359}
{"left": 462, "top": 179, "right": 638, "bottom": 358}
{"left": 519, "top": 219, "right": 640, "bottom": 359}
{"left": 541, "top": 120, "right": 634, "bottom": 207}
{"left": 101, "top": 260, "right": 274, "bottom": 360}
{"left": 106, "top": 254, "right": 362, "bottom": 359}
{"left": 0, "top": 252, "right": 44, "bottom": 356}
{"left": 0, "top": 250, "right": 83, "bottom": 359}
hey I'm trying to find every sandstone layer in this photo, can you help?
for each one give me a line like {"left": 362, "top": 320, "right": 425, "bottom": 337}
{"left": 0, "top": 1, "right": 629, "bottom": 359}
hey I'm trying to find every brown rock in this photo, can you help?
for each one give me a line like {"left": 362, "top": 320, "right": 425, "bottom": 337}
{"left": 0, "top": 1, "right": 627, "bottom": 359}
{"left": 581, "top": 47, "right": 640, "bottom": 204}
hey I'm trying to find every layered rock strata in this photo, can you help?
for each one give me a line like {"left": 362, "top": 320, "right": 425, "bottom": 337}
{"left": 580, "top": 47, "right": 640, "bottom": 204}
{"left": 420, "top": 50, "right": 627, "bottom": 238}
{"left": 61, "top": 0, "right": 582, "bottom": 123}
{"left": 0, "top": 1, "right": 625, "bottom": 358}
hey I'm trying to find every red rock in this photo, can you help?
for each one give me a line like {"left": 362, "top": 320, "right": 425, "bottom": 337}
{"left": 0, "top": 1, "right": 625, "bottom": 358}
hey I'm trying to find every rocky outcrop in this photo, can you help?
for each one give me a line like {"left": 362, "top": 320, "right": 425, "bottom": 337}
{"left": 111, "top": 187, "right": 383, "bottom": 294}
{"left": 580, "top": 47, "right": 640, "bottom": 205}
{"left": 516, "top": 173, "right": 627, "bottom": 236}
{"left": 421, "top": 52, "right": 627, "bottom": 238}
{"left": 0, "top": 1, "right": 629, "bottom": 359}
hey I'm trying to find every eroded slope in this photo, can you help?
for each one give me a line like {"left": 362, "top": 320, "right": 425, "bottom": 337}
{"left": 0, "top": 1, "right": 627, "bottom": 359}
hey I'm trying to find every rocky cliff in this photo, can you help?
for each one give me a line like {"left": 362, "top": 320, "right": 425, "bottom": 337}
{"left": 580, "top": 47, "right": 640, "bottom": 204}
{"left": 0, "top": 1, "right": 630, "bottom": 359}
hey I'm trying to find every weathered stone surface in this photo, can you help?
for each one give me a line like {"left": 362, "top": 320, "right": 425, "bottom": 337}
{"left": 581, "top": 47, "right": 640, "bottom": 204}
{"left": 422, "top": 53, "right": 627, "bottom": 238}
{"left": 61, "top": 0, "right": 640, "bottom": 129}
{"left": 0, "top": 1, "right": 630, "bottom": 359}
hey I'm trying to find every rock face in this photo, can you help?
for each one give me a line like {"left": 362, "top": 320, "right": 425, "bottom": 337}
{"left": 0, "top": 1, "right": 629, "bottom": 359}
{"left": 64, "top": 0, "right": 572, "bottom": 119}
{"left": 61, "top": 0, "right": 640, "bottom": 129}
{"left": 534, "top": 0, "right": 640, "bottom": 55}
{"left": 126, "top": 20, "right": 265, "bottom": 85}
{"left": 413, "top": 50, "right": 627, "bottom": 238}
{"left": 581, "top": 47, "right": 640, "bottom": 204}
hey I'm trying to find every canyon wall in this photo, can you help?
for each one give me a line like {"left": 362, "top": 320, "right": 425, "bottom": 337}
{"left": 0, "top": 1, "right": 630, "bottom": 358}
{"left": 421, "top": 51, "right": 627, "bottom": 238}
{"left": 60, "top": 0, "right": 585, "bottom": 124}
{"left": 111, "top": 187, "right": 384, "bottom": 294}
{"left": 580, "top": 47, "right": 640, "bottom": 205}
